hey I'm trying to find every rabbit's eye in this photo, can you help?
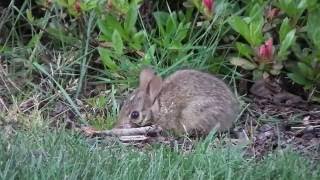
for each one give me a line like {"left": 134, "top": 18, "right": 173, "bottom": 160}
{"left": 130, "top": 111, "right": 140, "bottom": 119}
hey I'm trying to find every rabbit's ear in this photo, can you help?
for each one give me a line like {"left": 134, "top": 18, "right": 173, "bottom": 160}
{"left": 148, "top": 75, "right": 162, "bottom": 103}
{"left": 139, "top": 68, "right": 155, "bottom": 90}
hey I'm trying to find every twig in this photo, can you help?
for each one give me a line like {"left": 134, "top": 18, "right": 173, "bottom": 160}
{"left": 81, "top": 125, "right": 162, "bottom": 137}
{"left": 291, "top": 125, "right": 320, "bottom": 130}
{"left": 119, "top": 135, "right": 149, "bottom": 142}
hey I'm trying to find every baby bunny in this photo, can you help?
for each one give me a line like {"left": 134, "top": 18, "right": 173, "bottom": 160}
{"left": 116, "top": 68, "right": 239, "bottom": 136}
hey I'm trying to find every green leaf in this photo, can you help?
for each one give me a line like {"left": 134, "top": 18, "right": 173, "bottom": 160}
{"left": 131, "top": 31, "right": 145, "bottom": 50}
{"left": 124, "top": 3, "right": 138, "bottom": 34}
{"left": 276, "top": 0, "right": 306, "bottom": 19}
{"left": 287, "top": 72, "right": 308, "bottom": 86}
{"left": 97, "top": 19, "right": 113, "bottom": 40}
{"left": 67, "top": 0, "right": 76, "bottom": 6}
{"left": 307, "top": 9, "right": 320, "bottom": 49}
{"left": 235, "top": 42, "right": 253, "bottom": 59}
{"left": 0, "top": 45, "right": 11, "bottom": 53}
{"left": 247, "top": 3, "right": 264, "bottom": 46}
{"left": 228, "top": 16, "right": 251, "bottom": 45}
{"left": 297, "top": 62, "right": 313, "bottom": 77}
{"left": 249, "top": 20, "right": 264, "bottom": 46}
{"left": 175, "top": 23, "right": 189, "bottom": 42}
{"left": 141, "top": 45, "right": 156, "bottom": 64}
{"left": 306, "top": 0, "right": 318, "bottom": 9}
{"left": 26, "top": 9, "right": 34, "bottom": 22}
{"left": 230, "top": 57, "right": 257, "bottom": 70}
{"left": 153, "top": 12, "right": 170, "bottom": 35}
{"left": 112, "top": 30, "right": 124, "bottom": 55}
{"left": 56, "top": 0, "right": 68, "bottom": 7}
{"left": 249, "top": 3, "right": 263, "bottom": 22}
{"left": 278, "top": 29, "right": 296, "bottom": 58}
{"left": 279, "top": 18, "right": 291, "bottom": 42}
{"left": 297, "top": 0, "right": 308, "bottom": 10}
{"left": 97, "top": 15, "right": 127, "bottom": 41}
{"left": 98, "top": 48, "right": 118, "bottom": 71}
{"left": 27, "top": 34, "right": 41, "bottom": 48}
{"left": 81, "top": 0, "right": 98, "bottom": 11}
{"left": 166, "top": 15, "right": 177, "bottom": 35}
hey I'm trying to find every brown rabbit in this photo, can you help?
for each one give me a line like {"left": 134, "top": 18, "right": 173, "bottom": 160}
{"left": 116, "top": 68, "right": 239, "bottom": 136}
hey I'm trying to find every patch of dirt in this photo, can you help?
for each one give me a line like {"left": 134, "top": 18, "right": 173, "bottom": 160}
{"left": 243, "top": 78, "right": 320, "bottom": 160}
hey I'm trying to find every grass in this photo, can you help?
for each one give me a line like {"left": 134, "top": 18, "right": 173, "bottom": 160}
{"left": 0, "top": 128, "right": 319, "bottom": 180}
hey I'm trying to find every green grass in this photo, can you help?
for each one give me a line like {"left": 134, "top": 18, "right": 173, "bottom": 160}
{"left": 0, "top": 129, "right": 319, "bottom": 180}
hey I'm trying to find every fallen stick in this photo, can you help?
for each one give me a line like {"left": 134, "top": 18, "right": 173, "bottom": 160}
{"left": 81, "top": 125, "right": 162, "bottom": 137}
{"left": 291, "top": 125, "right": 320, "bottom": 130}
{"left": 119, "top": 135, "right": 149, "bottom": 142}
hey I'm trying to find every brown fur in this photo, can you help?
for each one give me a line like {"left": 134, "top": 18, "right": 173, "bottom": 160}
{"left": 116, "top": 68, "right": 239, "bottom": 136}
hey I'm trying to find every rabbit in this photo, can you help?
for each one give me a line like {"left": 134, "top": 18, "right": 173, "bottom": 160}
{"left": 116, "top": 68, "right": 239, "bottom": 136}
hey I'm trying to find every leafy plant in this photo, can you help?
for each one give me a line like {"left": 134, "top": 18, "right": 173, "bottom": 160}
{"left": 98, "top": 2, "right": 145, "bottom": 51}
{"left": 287, "top": 7, "right": 320, "bottom": 101}
{"left": 152, "top": 11, "right": 191, "bottom": 64}
{"left": 274, "top": 0, "right": 317, "bottom": 25}
{"left": 55, "top": 0, "right": 100, "bottom": 16}
{"left": 153, "top": 11, "right": 190, "bottom": 50}
{"left": 186, "top": 0, "right": 214, "bottom": 18}
{"left": 228, "top": 3, "right": 296, "bottom": 80}
{"left": 228, "top": 3, "right": 264, "bottom": 47}
{"left": 97, "top": 2, "right": 146, "bottom": 72}
{"left": 106, "top": 0, "right": 143, "bottom": 15}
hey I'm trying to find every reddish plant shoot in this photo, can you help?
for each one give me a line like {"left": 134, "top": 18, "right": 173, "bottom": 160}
{"left": 266, "top": 8, "right": 280, "bottom": 21}
{"left": 75, "top": 0, "right": 81, "bottom": 13}
{"left": 258, "top": 38, "right": 273, "bottom": 62}
{"left": 203, "top": 0, "right": 213, "bottom": 12}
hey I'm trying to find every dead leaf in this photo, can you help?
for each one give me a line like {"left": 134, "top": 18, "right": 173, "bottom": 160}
{"left": 230, "top": 57, "right": 257, "bottom": 70}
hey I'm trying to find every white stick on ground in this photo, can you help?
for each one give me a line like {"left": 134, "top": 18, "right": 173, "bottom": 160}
{"left": 119, "top": 135, "right": 149, "bottom": 142}
{"left": 81, "top": 125, "right": 162, "bottom": 137}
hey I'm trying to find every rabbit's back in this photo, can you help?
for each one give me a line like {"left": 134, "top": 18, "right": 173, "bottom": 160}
{"left": 160, "top": 70, "right": 234, "bottom": 100}
{"left": 155, "top": 70, "right": 238, "bottom": 134}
